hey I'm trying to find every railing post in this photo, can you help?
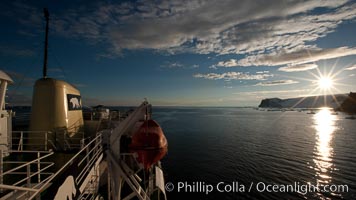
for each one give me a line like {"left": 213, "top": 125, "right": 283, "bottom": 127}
{"left": 108, "top": 167, "right": 111, "bottom": 200}
{"left": 37, "top": 152, "right": 41, "bottom": 183}
{"left": 64, "top": 130, "right": 68, "bottom": 150}
{"left": 27, "top": 164, "right": 31, "bottom": 198}
{"left": 0, "top": 149, "right": 3, "bottom": 193}
{"left": 19, "top": 131, "right": 24, "bottom": 151}
{"left": 45, "top": 132, "right": 48, "bottom": 151}
{"left": 95, "top": 135, "right": 98, "bottom": 152}
{"left": 86, "top": 143, "right": 90, "bottom": 164}
{"left": 82, "top": 131, "right": 85, "bottom": 148}
{"left": 80, "top": 138, "right": 85, "bottom": 149}
{"left": 63, "top": 130, "right": 65, "bottom": 150}
{"left": 9, "top": 122, "right": 12, "bottom": 151}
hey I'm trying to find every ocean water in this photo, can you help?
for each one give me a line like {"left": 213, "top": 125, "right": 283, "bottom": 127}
{"left": 10, "top": 106, "right": 356, "bottom": 199}
{"left": 154, "top": 107, "right": 356, "bottom": 200}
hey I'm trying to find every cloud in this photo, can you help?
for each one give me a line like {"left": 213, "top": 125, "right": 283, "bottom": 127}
{"left": 278, "top": 63, "right": 318, "bottom": 72}
{"left": 255, "top": 79, "right": 299, "bottom": 86}
{"left": 6, "top": 91, "right": 32, "bottom": 106}
{"left": 6, "top": 0, "right": 356, "bottom": 62}
{"left": 4, "top": 70, "right": 25, "bottom": 80}
{"left": 237, "top": 47, "right": 356, "bottom": 67}
{"left": 4, "top": 70, "right": 35, "bottom": 87}
{"left": 0, "top": 45, "right": 35, "bottom": 57}
{"left": 234, "top": 88, "right": 311, "bottom": 99}
{"left": 209, "top": 65, "right": 218, "bottom": 69}
{"left": 48, "top": 68, "right": 63, "bottom": 72}
{"left": 210, "top": 59, "right": 242, "bottom": 69}
{"left": 344, "top": 65, "right": 356, "bottom": 70}
{"left": 73, "top": 83, "right": 87, "bottom": 88}
{"left": 105, "top": 0, "right": 352, "bottom": 55}
{"left": 81, "top": 97, "right": 143, "bottom": 107}
{"left": 161, "top": 62, "right": 183, "bottom": 69}
{"left": 235, "top": 89, "right": 310, "bottom": 95}
{"left": 160, "top": 62, "right": 199, "bottom": 69}
{"left": 216, "top": 59, "right": 239, "bottom": 67}
{"left": 193, "top": 72, "right": 272, "bottom": 81}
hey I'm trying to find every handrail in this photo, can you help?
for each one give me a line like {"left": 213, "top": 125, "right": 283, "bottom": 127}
{"left": 28, "top": 133, "right": 103, "bottom": 199}
{"left": 11, "top": 130, "right": 85, "bottom": 151}
{"left": 0, "top": 150, "right": 55, "bottom": 198}
{"left": 76, "top": 135, "right": 103, "bottom": 184}
{"left": 0, "top": 132, "right": 103, "bottom": 199}
{"left": 32, "top": 173, "right": 53, "bottom": 189}
{"left": 78, "top": 138, "right": 102, "bottom": 166}
{"left": 1, "top": 151, "right": 54, "bottom": 176}
{"left": 12, "top": 163, "right": 54, "bottom": 187}
{"left": 0, "top": 184, "right": 38, "bottom": 192}
{"left": 76, "top": 145, "right": 102, "bottom": 184}
{"left": 12, "top": 131, "right": 52, "bottom": 133}
{"left": 9, "top": 150, "right": 53, "bottom": 153}
{"left": 11, "top": 131, "right": 53, "bottom": 151}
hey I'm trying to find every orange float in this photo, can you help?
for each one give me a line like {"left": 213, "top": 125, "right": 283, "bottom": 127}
{"left": 129, "top": 120, "right": 168, "bottom": 170}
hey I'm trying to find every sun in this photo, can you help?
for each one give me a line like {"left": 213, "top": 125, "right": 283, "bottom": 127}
{"left": 318, "top": 76, "right": 333, "bottom": 90}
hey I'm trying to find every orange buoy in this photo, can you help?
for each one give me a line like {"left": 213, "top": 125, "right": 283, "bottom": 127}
{"left": 129, "top": 120, "right": 168, "bottom": 170}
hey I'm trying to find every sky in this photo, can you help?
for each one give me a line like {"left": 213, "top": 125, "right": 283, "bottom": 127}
{"left": 0, "top": 0, "right": 355, "bottom": 107}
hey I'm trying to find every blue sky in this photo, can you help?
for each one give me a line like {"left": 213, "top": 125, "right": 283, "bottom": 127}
{"left": 1, "top": 0, "right": 356, "bottom": 106}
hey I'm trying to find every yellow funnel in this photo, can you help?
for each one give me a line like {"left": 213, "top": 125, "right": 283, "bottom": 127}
{"left": 29, "top": 78, "right": 84, "bottom": 146}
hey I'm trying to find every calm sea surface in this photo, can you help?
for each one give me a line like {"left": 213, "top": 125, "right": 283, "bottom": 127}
{"left": 154, "top": 107, "right": 356, "bottom": 200}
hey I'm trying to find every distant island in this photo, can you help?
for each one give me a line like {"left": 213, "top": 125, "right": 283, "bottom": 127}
{"left": 259, "top": 92, "right": 356, "bottom": 113}
{"left": 336, "top": 92, "right": 356, "bottom": 114}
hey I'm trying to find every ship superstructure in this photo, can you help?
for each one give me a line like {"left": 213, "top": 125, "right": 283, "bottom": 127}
{"left": 0, "top": 8, "right": 167, "bottom": 200}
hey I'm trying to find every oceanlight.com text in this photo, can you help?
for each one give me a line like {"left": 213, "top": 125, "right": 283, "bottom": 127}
{"left": 165, "top": 181, "right": 349, "bottom": 195}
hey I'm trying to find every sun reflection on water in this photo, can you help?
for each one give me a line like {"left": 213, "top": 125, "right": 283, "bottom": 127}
{"left": 313, "top": 107, "right": 337, "bottom": 184}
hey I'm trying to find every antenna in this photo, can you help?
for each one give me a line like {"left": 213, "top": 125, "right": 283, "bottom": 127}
{"left": 43, "top": 8, "right": 49, "bottom": 78}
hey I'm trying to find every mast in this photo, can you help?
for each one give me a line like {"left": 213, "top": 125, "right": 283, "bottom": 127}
{"left": 43, "top": 8, "right": 49, "bottom": 78}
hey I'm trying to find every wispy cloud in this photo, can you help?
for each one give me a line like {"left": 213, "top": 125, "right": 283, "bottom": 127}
{"left": 7, "top": 0, "right": 355, "bottom": 59}
{"left": 235, "top": 89, "right": 310, "bottom": 95}
{"left": 256, "top": 71, "right": 269, "bottom": 74}
{"left": 160, "top": 61, "right": 199, "bottom": 69}
{"left": 278, "top": 63, "right": 318, "bottom": 72}
{"left": 255, "top": 79, "right": 299, "bottom": 86}
{"left": 5, "top": 0, "right": 356, "bottom": 68}
{"left": 6, "top": 91, "right": 32, "bottom": 106}
{"left": 237, "top": 47, "right": 356, "bottom": 67}
{"left": 0, "top": 45, "right": 35, "bottom": 57}
{"left": 233, "top": 88, "right": 311, "bottom": 99}
{"left": 193, "top": 72, "right": 272, "bottom": 81}
{"left": 344, "top": 64, "right": 356, "bottom": 70}
{"left": 73, "top": 83, "right": 87, "bottom": 88}
{"left": 105, "top": 0, "right": 352, "bottom": 55}
{"left": 160, "top": 62, "right": 183, "bottom": 69}
{"left": 48, "top": 68, "right": 63, "bottom": 72}
{"left": 4, "top": 70, "right": 35, "bottom": 87}
{"left": 215, "top": 59, "right": 238, "bottom": 67}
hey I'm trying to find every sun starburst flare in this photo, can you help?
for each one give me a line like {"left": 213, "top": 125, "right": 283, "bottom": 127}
{"left": 318, "top": 76, "right": 334, "bottom": 90}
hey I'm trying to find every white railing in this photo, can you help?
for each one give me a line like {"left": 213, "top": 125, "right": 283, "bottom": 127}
{"left": 77, "top": 134, "right": 103, "bottom": 200}
{"left": 11, "top": 130, "right": 85, "bottom": 152}
{"left": 76, "top": 135, "right": 102, "bottom": 184}
{"left": 0, "top": 150, "right": 54, "bottom": 198}
{"left": 0, "top": 132, "right": 103, "bottom": 200}
{"left": 28, "top": 133, "right": 103, "bottom": 200}
{"left": 11, "top": 131, "right": 53, "bottom": 151}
